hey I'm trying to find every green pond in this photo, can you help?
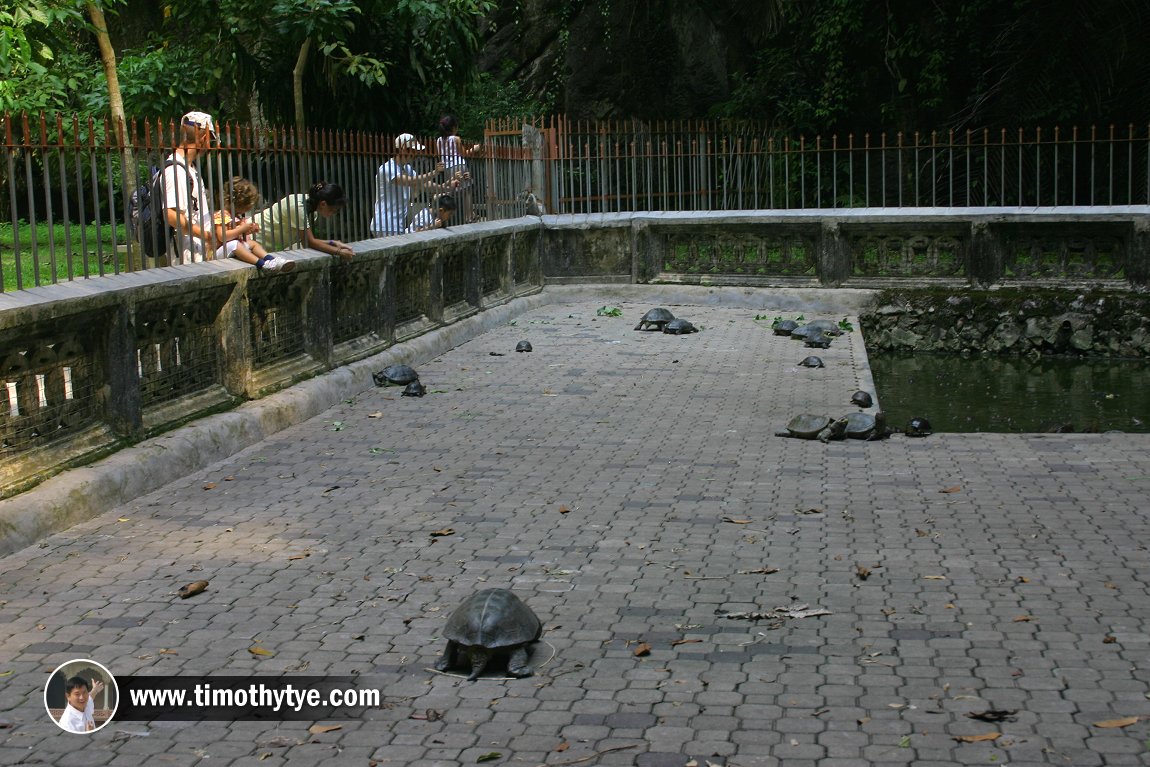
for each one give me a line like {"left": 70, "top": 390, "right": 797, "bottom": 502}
{"left": 867, "top": 352, "right": 1150, "bottom": 434}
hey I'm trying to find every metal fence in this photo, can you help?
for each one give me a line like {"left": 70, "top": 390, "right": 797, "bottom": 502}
{"left": 4, "top": 112, "right": 1149, "bottom": 293}
{"left": 536, "top": 116, "right": 1150, "bottom": 214}
{"left": 0, "top": 113, "right": 526, "bottom": 292}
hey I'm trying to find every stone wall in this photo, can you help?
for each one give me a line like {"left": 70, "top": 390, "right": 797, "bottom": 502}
{"left": 861, "top": 290, "right": 1150, "bottom": 357}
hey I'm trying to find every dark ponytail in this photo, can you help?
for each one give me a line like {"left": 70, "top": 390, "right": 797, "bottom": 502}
{"left": 307, "top": 181, "right": 346, "bottom": 213}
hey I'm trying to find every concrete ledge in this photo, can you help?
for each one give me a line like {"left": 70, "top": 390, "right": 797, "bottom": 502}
{"left": 0, "top": 290, "right": 551, "bottom": 556}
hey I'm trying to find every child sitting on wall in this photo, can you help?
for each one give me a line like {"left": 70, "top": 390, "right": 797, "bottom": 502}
{"left": 214, "top": 177, "right": 294, "bottom": 273}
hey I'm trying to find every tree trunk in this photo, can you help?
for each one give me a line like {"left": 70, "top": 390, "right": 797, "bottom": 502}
{"left": 293, "top": 37, "right": 312, "bottom": 139}
{"left": 88, "top": 2, "right": 141, "bottom": 269}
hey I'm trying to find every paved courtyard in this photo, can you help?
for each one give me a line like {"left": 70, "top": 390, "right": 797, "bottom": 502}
{"left": 2, "top": 297, "right": 1149, "bottom": 766}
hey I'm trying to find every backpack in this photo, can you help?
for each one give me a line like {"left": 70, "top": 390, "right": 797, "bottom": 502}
{"left": 130, "top": 157, "right": 186, "bottom": 260}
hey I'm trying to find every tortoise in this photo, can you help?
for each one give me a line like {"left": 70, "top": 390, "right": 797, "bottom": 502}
{"left": 804, "top": 319, "right": 843, "bottom": 336}
{"left": 515, "top": 340, "right": 533, "bottom": 353}
{"left": 434, "top": 588, "right": 543, "bottom": 681}
{"left": 905, "top": 417, "right": 933, "bottom": 437}
{"left": 804, "top": 332, "right": 833, "bottom": 349}
{"left": 373, "top": 363, "right": 419, "bottom": 387}
{"left": 843, "top": 411, "right": 890, "bottom": 440}
{"left": 663, "top": 318, "right": 698, "bottom": 335}
{"left": 797, "top": 356, "right": 825, "bottom": 368}
{"left": 773, "top": 319, "right": 800, "bottom": 336}
{"left": 634, "top": 307, "right": 676, "bottom": 331}
{"left": 402, "top": 380, "right": 427, "bottom": 397}
{"left": 850, "top": 390, "right": 874, "bottom": 408}
{"left": 789, "top": 325, "right": 813, "bottom": 340}
{"left": 775, "top": 414, "right": 849, "bottom": 443}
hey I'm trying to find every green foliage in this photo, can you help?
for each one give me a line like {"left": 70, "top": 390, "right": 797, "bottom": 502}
{"left": 0, "top": 1, "right": 89, "bottom": 113}
{"left": 838, "top": 317, "right": 854, "bottom": 332}
{"left": 417, "top": 63, "right": 550, "bottom": 138}
{"left": 596, "top": 305, "right": 623, "bottom": 317}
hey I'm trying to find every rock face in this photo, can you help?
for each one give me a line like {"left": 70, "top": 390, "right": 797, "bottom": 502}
{"left": 860, "top": 291, "right": 1150, "bottom": 358}
{"left": 478, "top": 0, "right": 762, "bottom": 118}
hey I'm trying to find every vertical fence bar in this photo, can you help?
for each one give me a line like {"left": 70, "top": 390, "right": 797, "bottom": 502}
{"left": 1054, "top": 126, "right": 1060, "bottom": 206}
{"left": 1035, "top": 127, "right": 1042, "bottom": 207}
{"left": 1072, "top": 125, "right": 1078, "bottom": 205}
{"left": 1085, "top": 124, "right": 1094, "bottom": 205}
{"left": 1108, "top": 123, "right": 1114, "bottom": 206}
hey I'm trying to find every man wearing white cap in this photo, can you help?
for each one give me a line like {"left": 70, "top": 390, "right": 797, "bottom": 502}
{"left": 370, "top": 133, "right": 445, "bottom": 236}
{"left": 162, "top": 110, "right": 218, "bottom": 264}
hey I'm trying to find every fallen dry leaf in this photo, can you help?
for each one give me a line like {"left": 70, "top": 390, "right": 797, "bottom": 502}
{"left": 559, "top": 505, "right": 571, "bottom": 514}
{"left": 178, "top": 580, "right": 209, "bottom": 599}
{"left": 738, "top": 567, "right": 780, "bottom": 575}
{"left": 477, "top": 752, "right": 502, "bottom": 763}
{"left": 248, "top": 646, "right": 276, "bottom": 657}
{"left": 203, "top": 482, "right": 217, "bottom": 490}
{"left": 308, "top": 724, "right": 342, "bottom": 734}
{"left": 430, "top": 528, "right": 455, "bottom": 537}
{"left": 856, "top": 565, "right": 871, "bottom": 580}
{"left": 554, "top": 742, "right": 569, "bottom": 753}
{"left": 952, "top": 732, "right": 1001, "bottom": 743}
{"left": 671, "top": 639, "right": 703, "bottom": 647}
{"left": 939, "top": 485, "right": 962, "bottom": 493}
{"left": 117, "top": 517, "right": 130, "bottom": 522}
{"left": 1093, "top": 716, "right": 1140, "bottom": 729}
{"left": 923, "top": 575, "right": 947, "bottom": 580}
{"left": 633, "top": 642, "right": 652, "bottom": 657}
{"left": 1012, "top": 615, "right": 1034, "bottom": 622}
{"left": 287, "top": 553, "right": 310, "bottom": 561}
{"left": 1017, "top": 576, "right": 1030, "bottom": 583}
{"left": 409, "top": 709, "right": 443, "bottom": 721}
{"left": 159, "top": 648, "right": 178, "bottom": 655}
{"left": 1103, "top": 635, "right": 1117, "bottom": 644}
{"left": 722, "top": 517, "right": 753, "bottom": 524}
{"left": 368, "top": 411, "right": 383, "bottom": 418}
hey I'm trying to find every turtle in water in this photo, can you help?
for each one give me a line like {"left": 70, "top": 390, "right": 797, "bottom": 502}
{"left": 798, "top": 356, "right": 825, "bottom": 368}
{"left": 373, "top": 363, "right": 419, "bottom": 387}
{"left": 775, "top": 414, "right": 849, "bottom": 443}
{"left": 803, "top": 319, "right": 844, "bottom": 336}
{"left": 402, "top": 380, "right": 426, "bottom": 397}
{"left": 843, "top": 411, "right": 890, "bottom": 440}
{"left": 634, "top": 307, "right": 676, "bottom": 331}
{"left": 905, "top": 417, "right": 933, "bottom": 437}
{"left": 515, "top": 341, "right": 533, "bottom": 353}
{"left": 850, "top": 390, "right": 874, "bottom": 408}
{"left": 804, "top": 332, "right": 833, "bottom": 349}
{"left": 663, "top": 318, "right": 698, "bottom": 335}
{"left": 434, "top": 588, "right": 543, "bottom": 681}
{"left": 773, "top": 319, "right": 800, "bottom": 336}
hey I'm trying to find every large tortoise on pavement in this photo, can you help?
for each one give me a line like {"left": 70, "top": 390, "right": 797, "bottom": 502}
{"left": 434, "top": 589, "right": 542, "bottom": 680}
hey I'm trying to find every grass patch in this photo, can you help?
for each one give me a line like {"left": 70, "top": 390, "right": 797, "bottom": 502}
{"left": 0, "top": 219, "right": 133, "bottom": 292}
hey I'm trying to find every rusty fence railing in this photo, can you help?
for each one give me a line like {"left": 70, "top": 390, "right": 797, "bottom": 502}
{"left": 4, "top": 112, "right": 1150, "bottom": 293}
{"left": 535, "top": 116, "right": 1150, "bottom": 214}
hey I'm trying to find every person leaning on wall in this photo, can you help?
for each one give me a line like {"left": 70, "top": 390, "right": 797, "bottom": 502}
{"left": 249, "top": 182, "right": 355, "bottom": 261}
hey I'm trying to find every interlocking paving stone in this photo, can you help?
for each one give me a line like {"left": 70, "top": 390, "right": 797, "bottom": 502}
{"left": 3, "top": 299, "right": 1150, "bottom": 765}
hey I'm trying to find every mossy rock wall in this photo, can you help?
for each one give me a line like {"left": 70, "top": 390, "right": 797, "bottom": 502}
{"left": 860, "top": 289, "right": 1150, "bottom": 358}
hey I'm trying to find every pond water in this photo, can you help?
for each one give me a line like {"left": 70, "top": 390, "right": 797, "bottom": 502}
{"left": 867, "top": 352, "right": 1150, "bottom": 434}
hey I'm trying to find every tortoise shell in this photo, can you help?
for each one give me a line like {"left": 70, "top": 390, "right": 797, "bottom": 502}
{"left": 373, "top": 363, "right": 419, "bottom": 386}
{"left": 663, "top": 318, "right": 697, "bottom": 334}
{"left": 634, "top": 308, "right": 676, "bottom": 331}
{"left": 442, "top": 589, "right": 542, "bottom": 650}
